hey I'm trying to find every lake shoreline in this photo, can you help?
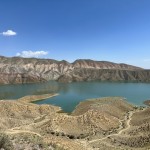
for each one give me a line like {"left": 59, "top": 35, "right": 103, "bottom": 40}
{"left": 0, "top": 80, "right": 150, "bottom": 112}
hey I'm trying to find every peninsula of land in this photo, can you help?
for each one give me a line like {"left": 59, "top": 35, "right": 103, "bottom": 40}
{"left": 17, "top": 93, "right": 59, "bottom": 103}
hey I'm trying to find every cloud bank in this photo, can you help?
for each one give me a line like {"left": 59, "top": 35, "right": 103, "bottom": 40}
{"left": 16, "top": 50, "right": 48, "bottom": 58}
{"left": 1, "top": 30, "right": 17, "bottom": 36}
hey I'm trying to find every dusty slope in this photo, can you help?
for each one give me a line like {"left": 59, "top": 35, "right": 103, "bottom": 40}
{"left": 0, "top": 95, "right": 150, "bottom": 149}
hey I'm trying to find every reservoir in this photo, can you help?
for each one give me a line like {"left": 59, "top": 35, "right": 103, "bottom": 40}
{"left": 0, "top": 81, "right": 150, "bottom": 112}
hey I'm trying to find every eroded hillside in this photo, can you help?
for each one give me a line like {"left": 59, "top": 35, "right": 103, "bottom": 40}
{"left": 1, "top": 56, "right": 150, "bottom": 84}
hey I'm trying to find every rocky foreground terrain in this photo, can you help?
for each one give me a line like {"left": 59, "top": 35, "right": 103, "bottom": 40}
{"left": 144, "top": 100, "right": 150, "bottom": 106}
{"left": 0, "top": 95, "right": 150, "bottom": 150}
{"left": 1, "top": 56, "right": 150, "bottom": 84}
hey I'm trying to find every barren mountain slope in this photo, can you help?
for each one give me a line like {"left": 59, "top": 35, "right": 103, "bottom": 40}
{"left": 1, "top": 56, "right": 149, "bottom": 84}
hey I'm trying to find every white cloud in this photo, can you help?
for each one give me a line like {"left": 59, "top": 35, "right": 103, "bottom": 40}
{"left": 0, "top": 30, "right": 17, "bottom": 36}
{"left": 16, "top": 50, "right": 48, "bottom": 58}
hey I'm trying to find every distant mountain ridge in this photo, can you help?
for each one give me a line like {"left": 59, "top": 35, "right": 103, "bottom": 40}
{"left": 0, "top": 56, "right": 150, "bottom": 84}
{"left": 72, "top": 59, "right": 143, "bottom": 70}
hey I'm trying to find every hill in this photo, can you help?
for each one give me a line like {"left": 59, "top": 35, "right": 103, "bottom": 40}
{"left": 0, "top": 95, "right": 149, "bottom": 149}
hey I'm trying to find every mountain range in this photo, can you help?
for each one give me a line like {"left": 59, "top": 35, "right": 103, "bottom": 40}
{"left": 0, "top": 56, "right": 150, "bottom": 84}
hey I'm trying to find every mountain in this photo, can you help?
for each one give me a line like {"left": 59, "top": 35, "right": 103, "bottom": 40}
{"left": 0, "top": 56, "right": 149, "bottom": 84}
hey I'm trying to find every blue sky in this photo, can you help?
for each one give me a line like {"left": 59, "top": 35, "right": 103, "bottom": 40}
{"left": 0, "top": 0, "right": 150, "bottom": 68}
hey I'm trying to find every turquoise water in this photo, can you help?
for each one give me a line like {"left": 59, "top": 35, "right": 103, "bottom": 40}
{"left": 0, "top": 81, "right": 150, "bottom": 112}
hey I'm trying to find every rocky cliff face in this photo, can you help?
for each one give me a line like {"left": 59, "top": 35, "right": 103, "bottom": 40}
{"left": 0, "top": 56, "right": 149, "bottom": 84}
{"left": 61, "top": 68, "right": 150, "bottom": 82}
{"left": 72, "top": 59, "right": 142, "bottom": 70}
{"left": 0, "top": 73, "right": 46, "bottom": 84}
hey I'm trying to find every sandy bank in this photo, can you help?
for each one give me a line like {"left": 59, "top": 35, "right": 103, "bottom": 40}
{"left": 17, "top": 93, "right": 59, "bottom": 103}
{"left": 143, "top": 100, "right": 150, "bottom": 106}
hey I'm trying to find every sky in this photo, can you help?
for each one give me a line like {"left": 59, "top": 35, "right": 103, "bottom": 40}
{"left": 0, "top": 0, "right": 150, "bottom": 68}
